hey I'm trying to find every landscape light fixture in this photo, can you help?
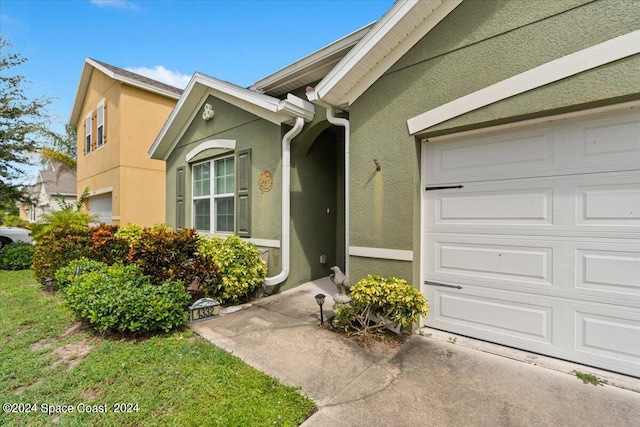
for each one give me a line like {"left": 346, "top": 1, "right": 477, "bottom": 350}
{"left": 45, "top": 277, "right": 53, "bottom": 293}
{"left": 315, "top": 293, "right": 326, "bottom": 325}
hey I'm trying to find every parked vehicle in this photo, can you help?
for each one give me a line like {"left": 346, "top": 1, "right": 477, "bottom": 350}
{"left": 0, "top": 227, "right": 32, "bottom": 249}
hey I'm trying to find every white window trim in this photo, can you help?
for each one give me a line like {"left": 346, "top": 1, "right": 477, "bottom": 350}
{"left": 96, "top": 100, "right": 105, "bottom": 148}
{"left": 192, "top": 154, "right": 235, "bottom": 234}
{"left": 407, "top": 29, "right": 640, "bottom": 135}
{"left": 85, "top": 112, "right": 92, "bottom": 154}
{"left": 185, "top": 139, "right": 236, "bottom": 162}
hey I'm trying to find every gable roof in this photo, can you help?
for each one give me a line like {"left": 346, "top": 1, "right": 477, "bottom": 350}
{"left": 149, "top": 73, "right": 315, "bottom": 160}
{"left": 69, "top": 58, "right": 183, "bottom": 125}
{"left": 250, "top": 22, "right": 375, "bottom": 97}
{"left": 38, "top": 168, "right": 77, "bottom": 196}
{"left": 307, "top": 0, "right": 462, "bottom": 109}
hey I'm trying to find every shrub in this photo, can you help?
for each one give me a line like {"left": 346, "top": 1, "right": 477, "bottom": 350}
{"left": 0, "top": 242, "right": 34, "bottom": 270}
{"left": 30, "top": 209, "right": 95, "bottom": 241}
{"left": 128, "top": 225, "right": 217, "bottom": 296}
{"left": 333, "top": 274, "right": 429, "bottom": 335}
{"left": 198, "top": 235, "right": 267, "bottom": 304}
{"left": 55, "top": 257, "right": 109, "bottom": 293}
{"left": 89, "top": 224, "right": 129, "bottom": 264}
{"left": 64, "top": 262, "right": 190, "bottom": 333}
{"left": 32, "top": 226, "right": 91, "bottom": 287}
{"left": 114, "top": 223, "right": 143, "bottom": 246}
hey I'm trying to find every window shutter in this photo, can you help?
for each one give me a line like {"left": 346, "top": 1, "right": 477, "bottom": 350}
{"left": 176, "top": 166, "right": 185, "bottom": 230}
{"left": 236, "top": 149, "right": 251, "bottom": 237}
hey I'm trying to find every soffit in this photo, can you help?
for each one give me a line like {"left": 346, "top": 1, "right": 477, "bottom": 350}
{"left": 250, "top": 23, "right": 375, "bottom": 97}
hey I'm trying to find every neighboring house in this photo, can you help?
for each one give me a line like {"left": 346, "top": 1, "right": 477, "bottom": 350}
{"left": 151, "top": 0, "right": 639, "bottom": 376}
{"left": 69, "top": 58, "right": 182, "bottom": 226}
{"left": 19, "top": 164, "right": 77, "bottom": 223}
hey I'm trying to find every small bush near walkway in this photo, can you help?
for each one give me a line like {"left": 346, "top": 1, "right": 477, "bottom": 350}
{"left": 198, "top": 235, "right": 267, "bottom": 304}
{"left": 334, "top": 274, "right": 429, "bottom": 335}
{"left": 63, "top": 261, "right": 190, "bottom": 334}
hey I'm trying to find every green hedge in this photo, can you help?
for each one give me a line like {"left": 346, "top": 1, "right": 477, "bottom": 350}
{"left": 0, "top": 242, "right": 33, "bottom": 270}
{"left": 64, "top": 262, "right": 190, "bottom": 334}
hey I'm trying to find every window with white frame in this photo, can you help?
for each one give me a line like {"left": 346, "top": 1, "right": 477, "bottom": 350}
{"left": 192, "top": 155, "right": 235, "bottom": 233}
{"left": 85, "top": 112, "right": 92, "bottom": 154}
{"left": 96, "top": 102, "right": 105, "bottom": 147}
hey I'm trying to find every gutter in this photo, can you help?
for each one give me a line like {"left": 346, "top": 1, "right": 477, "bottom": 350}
{"left": 263, "top": 116, "right": 306, "bottom": 287}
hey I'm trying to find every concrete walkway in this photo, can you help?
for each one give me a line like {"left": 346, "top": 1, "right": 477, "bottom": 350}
{"left": 191, "top": 278, "right": 640, "bottom": 427}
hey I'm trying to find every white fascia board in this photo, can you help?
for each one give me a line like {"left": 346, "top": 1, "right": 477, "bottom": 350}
{"left": 149, "top": 74, "right": 201, "bottom": 160}
{"left": 149, "top": 74, "right": 315, "bottom": 160}
{"left": 314, "top": 1, "right": 419, "bottom": 100}
{"left": 88, "top": 187, "right": 113, "bottom": 197}
{"left": 313, "top": 0, "right": 461, "bottom": 108}
{"left": 250, "top": 22, "right": 375, "bottom": 94}
{"left": 278, "top": 94, "right": 315, "bottom": 122}
{"left": 407, "top": 29, "right": 640, "bottom": 135}
{"left": 86, "top": 58, "right": 181, "bottom": 100}
{"left": 70, "top": 58, "right": 180, "bottom": 126}
{"left": 68, "top": 60, "right": 94, "bottom": 125}
{"left": 345, "top": 0, "right": 462, "bottom": 107}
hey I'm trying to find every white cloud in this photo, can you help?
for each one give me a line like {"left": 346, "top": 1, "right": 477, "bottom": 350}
{"left": 90, "top": 0, "right": 140, "bottom": 10}
{"left": 126, "top": 65, "right": 191, "bottom": 89}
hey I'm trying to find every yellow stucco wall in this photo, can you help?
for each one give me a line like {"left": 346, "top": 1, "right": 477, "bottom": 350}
{"left": 75, "top": 68, "right": 176, "bottom": 226}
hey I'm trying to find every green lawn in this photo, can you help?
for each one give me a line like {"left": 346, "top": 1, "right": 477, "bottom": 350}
{"left": 0, "top": 270, "right": 315, "bottom": 426}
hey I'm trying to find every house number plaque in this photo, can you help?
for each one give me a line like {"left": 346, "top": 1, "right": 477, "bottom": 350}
{"left": 189, "top": 298, "right": 220, "bottom": 323}
{"left": 259, "top": 170, "right": 274, "bottom": 193}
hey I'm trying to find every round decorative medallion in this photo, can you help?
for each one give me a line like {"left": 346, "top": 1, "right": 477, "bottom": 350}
{"left": 258, "top": 170, "right": 274, "bottom": 193}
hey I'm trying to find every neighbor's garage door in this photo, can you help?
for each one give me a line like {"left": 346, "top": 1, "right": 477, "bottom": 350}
{"left": 422, "top": 108, "right": 640, "bottom": 376}
{"left": 88, "top": 193, "right": 112, "bottom": 224}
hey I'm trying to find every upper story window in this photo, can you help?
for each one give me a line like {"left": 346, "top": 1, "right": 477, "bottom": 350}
{"left": 96, "top": 101, "right": 105, "bottom": 148}
{"left": 85, "top": 113, "right": 92, "bottom": 154}
{"left": 192, "top": 155, "right": 235, "bottom": 233}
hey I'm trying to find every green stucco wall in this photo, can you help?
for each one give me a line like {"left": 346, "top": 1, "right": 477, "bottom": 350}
{"left": 165, "top": 93, "right": 343, "bottom": 292}
{"left": 348, "top": 0, "right": 640, "bottom": 286}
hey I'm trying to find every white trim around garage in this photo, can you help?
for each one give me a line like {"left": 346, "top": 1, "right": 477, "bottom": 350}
{"left": 407, "top": 29, "right": 640, "bottom": 135}
{"left": 87, "top": 187, "right": 113, "bottom": 197}
{"left": 423, "top": 99, "right": 640, "bottom": 144}
{"left": 349, "top": 246, "right": 413, "bottom": 262}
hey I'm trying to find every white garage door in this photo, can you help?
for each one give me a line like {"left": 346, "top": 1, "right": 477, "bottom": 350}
{"left": 88, "top": 193, "right": 113, "bottom": 225}
{"left": 421, "top": 107, "right": 640, "bottom": 377}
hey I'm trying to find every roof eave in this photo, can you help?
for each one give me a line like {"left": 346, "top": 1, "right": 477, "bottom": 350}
{"left": 69, "top": 58, "right": 182, "bottom": 126}
{"left": 149, "top": 74, "right": 315, "bottom": 161}
{"left": 311, "top": 0, "right": 463, "bottom": 108}
{"left": 250, "top": 22, "right": 376, "bottom": 96}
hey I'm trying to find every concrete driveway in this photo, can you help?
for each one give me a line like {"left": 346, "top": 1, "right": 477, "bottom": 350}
{"left": 191, "top": 278, "right": 640, "bottom": 427}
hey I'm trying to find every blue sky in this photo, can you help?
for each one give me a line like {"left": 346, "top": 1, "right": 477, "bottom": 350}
{"left": 2, "top": 0, "right": 394, "bottom": 134}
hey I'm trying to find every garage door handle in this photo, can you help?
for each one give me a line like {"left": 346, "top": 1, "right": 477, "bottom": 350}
{"left": 424, "top": 280, "right": 463, "bottom": 290}
{"left": 424, "top": 185, "right": 464, "bottom": 191}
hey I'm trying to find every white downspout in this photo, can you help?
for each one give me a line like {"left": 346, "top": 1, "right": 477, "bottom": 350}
{"left": 264, "top": 116, "right": 305, "bottom": 287}
{"left": 326, "top": 107, "right": 350, "bottom": 276}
